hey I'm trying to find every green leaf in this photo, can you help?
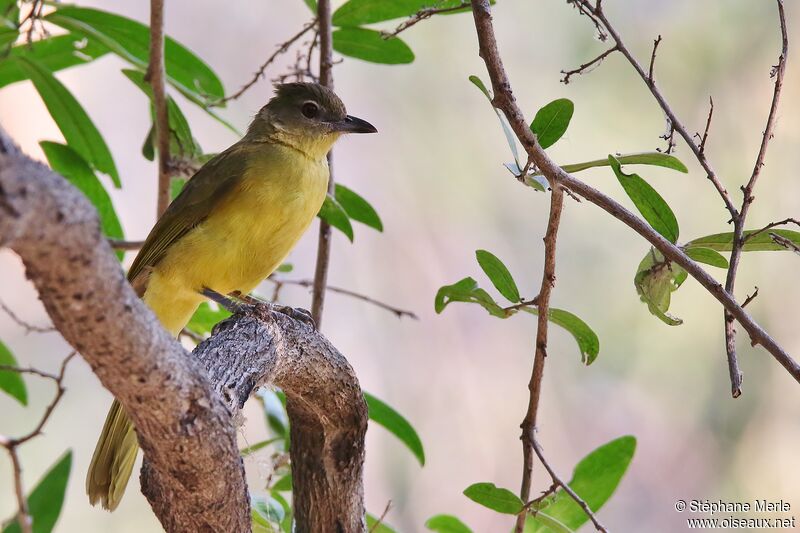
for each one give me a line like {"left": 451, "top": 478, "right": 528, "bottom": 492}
{"left": 40, "top": 142, "right": 124, "bottom": 260}
{"left": 534, "top": 152, "right": 688, "bottom": 176}
{"left": 19, "top": 57, "right": 120, "bottom": 187}
{"left": 318, "top": 194, "right": 354, "bottom": 241}
{"left": 303, "top": 0, "right": 318, "bottom": 12}
{"left": 0, "top": 34, "right": 109, "bottom": 89}
{"left": 469, "top": 75, "right": 521, "bottom": 168}
{"left": 124, "top": 69, "right": 203, "bottom": 161}
{"left": 434, "top": 277, "right": 506, "bottom": 318}
{"left": 521, "top": 308, "right": 600, "bottom": 365}
{"left": 170, "top": 177, "right": 187, "bottom": 201}
{"left": 463, "top": 482, "right": 523, "bottom": 515}
{"left": 530, "top": 99, "right": 574, "bottom": 149}
{"left": 240, "top": 438, "right": 281, "bottom": 456}
{"left": 366, "top": 513, "right": 397, "bottom": 533}
{"left": 0, "top": 0, "right": 19, "bottom": 49}
{"left": 364, "top": 392, "right": 425, "bottom": 465}
{"left": 609, "top": 155, "right": 679, "bottom": 243}
{"left": 528, "top": 437, "right": 636, "bottom": 532}
{"left": 3, "top": 451, "right": 72, "bottom": 533}
{"left": 333, "top": 0, "right": 469, "bottom": 26}
{"left": 335, "top": 183, "right": 383, "bottom": 231}
{"left": 272, "top": 473, "right": 292, "bottom": 492}
{"left": 276, "top": 263, "right": 293, "bottom": 273}
{"left": 504, "top": 161, "right": 548, "bottom": 192}
{"left": 257, "top": 389, "right": 289, "bottom": 441}
{"left": 526, "top": 512, "right": 574, "bottom": 533}
{"left": 475, "top": 249, "right": 520, "bottom": 303}
{"left": 185, "top": 302, "right": 231, "bottom": 336}
{"left": 684, "top": 247, "right": 728, "bottom": 268}
{"left": 425, "top": 514, "right": 473, "bottom": 533}
{"left": 0, "top": 340, "right": 27, "bottom": 406}
{"left": 252, "top": 495, "right": 285, "bottom": 525}
{"left": 686, "top": 229, "right": 800, "bottom": 252}
{"left": 634, "top": 248, "right": 685, "bottom": 326}
{"left": 333, "top": 27, "right": 414, "bottom": 64}
{"left": 45, "top": 7, "right": 224, "bottom": 103}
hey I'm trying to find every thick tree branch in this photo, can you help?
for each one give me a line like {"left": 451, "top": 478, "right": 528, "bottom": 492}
{"left": 0, "top": 129, "right": 367, "bottom": 532}
{"left": 311, "top": 0, "right": 334, "bottom": 327}
{"left": 145, "top": 0, "right": 171, "bottom": 217}
{"left": 514, "top": 186, "right": 564, "bottom": 533}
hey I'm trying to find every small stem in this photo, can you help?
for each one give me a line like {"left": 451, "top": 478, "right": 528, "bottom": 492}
{"left": 146, "top": 0, "right": 171, "bottom": 217}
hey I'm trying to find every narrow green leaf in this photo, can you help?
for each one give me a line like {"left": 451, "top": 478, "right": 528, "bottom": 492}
{"left": 0, "top": 34, "right": 109, "bottom": 89}
{"left": 19, "top": 57, "right": 120, "bottom": 187}
{"left": 170, "top": 177, "right": 187, "bottom": 201}
{"left": 528, "top": 437, "right": 636, "bottom": 532}
{"left": 526, "top": 513, "right": 575, "bottom": 533}
{"left": 463, "top": 482, "right": 523, "bottom": 515}
{"left": 530, "top": 99, "right": 574, "bottom": 149}
{"left": 40, "top": 142, "right": 124, "bottom": 260}
{"left": 609, "top": 155, "right": 679, "bottom": 243}
{"left": 469, "top": 75, "right": 521, "bottom": 168}
{"left": 45, "top": 7, "right": 224, "bottom": 102}
{"left": 185, "top": 302, "right": 231, "bottom": 336}
{"left": 684, "top": 247, "right": 728, "bottom": 268}
{"left": 521, "top": 308, "right": 600, "bottom": 365}
{"left": 257, "top": 389, "right": 290, "bottom": 442}
{"left": 364, "top": 392, "right": 425, "bottom": 466}
{"left": 303, "top": 0, "right": 318, "bottom": 12}
{"left": 333, "top": 27, "right": 414, "bottom": 64}
{"left": 366, "top": 513, "right": 397, "bottom": 533}
{"left": 434, "top": 277, "right": 506, "bottom": 318}
{"left": 425, "top": 514, "right": 473, "bottom": 533}
{"left": 0, "top": 340, "right": 27, "bottom": 406}
{"left": 252, "top": 496, "right": 285, "bottom": 525}
{"left": 3, "top": 451, "right": 72, "bottom": 533}
{"left": 318, "top": 194, "right": 354, "bottom": 242}
{"left": 240, "top": 438, "right": 282, "bottom": 456}
{"left": 686, "top": 229, "right": 800, "bottom": 252}
{"left": 272, "top": 473, "right": 292, "bottom": 492}
{"left": 276, "top": 263, "right": 293, "bottom": 273}
{"left": 0, "top": 0, "right": 19, "bottom": 49}
{"left": 475, "top": 249, "right": 520, "bottom": 303}
{"left": 533, "top": 152, "right": 688, "bottom": 176}
{"left": 333, "top": 0, "right": 468, "bottom": 26}
{"left": 335, "top": 183, "right": 383, "bottom": 231}
{"left": 504, "top": 162, "right": 548, "bottom": 192}
{"left": 634, "top": 248, "right": 685, "bottom": 326}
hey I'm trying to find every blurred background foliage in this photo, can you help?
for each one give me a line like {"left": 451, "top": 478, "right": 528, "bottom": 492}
{"left": 1, "top": 0, "right": 800, "bottom": 531}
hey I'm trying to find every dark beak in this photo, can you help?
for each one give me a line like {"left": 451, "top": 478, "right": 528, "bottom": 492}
{"left": 333, "top": 115, "right": 377, "bottom": 134}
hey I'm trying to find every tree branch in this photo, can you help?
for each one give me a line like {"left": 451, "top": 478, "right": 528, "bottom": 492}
{"left": 145, "top": 0, "right": 171, "bottom": 217}
{"left": 383, "top": 2, "right": 470, "bottom": 39}
{"left": 0, "top": 128, "right": 368, "bottom": 532}
{"left": 311, "top": 0, "right": 335, "bottom": 327}
{"left": 514, "top": 186, "right": 564, "bottom": 533}
{"left": 560, "top": 45, "right": 617, "bottom": 84}
{"left": 469, "top": 0, "right": 800, "bottom": 386}
{"left": 723, "top": 0, "right": 788, "bottom": 397}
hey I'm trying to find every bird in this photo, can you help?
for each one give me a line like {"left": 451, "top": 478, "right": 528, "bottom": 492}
{"left": 85, "top": 82, "right": 376, "bottom": 511}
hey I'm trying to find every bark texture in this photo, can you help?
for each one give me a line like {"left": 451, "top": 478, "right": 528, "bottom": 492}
{"left": 0, "top": 128, "right": 367, "bottom": 532}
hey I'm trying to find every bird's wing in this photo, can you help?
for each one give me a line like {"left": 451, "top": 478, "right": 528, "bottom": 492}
{"left": 126, "top": 143, "right": 250, "bottom": 284}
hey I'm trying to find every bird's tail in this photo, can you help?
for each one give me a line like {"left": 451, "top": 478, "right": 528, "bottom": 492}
{"left": 86, "top": 399, "right": 139, "bottom": 511}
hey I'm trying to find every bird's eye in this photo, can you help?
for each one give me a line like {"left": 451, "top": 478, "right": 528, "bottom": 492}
{"left": 301, "top": 102, "right": 319, "bottom": 119}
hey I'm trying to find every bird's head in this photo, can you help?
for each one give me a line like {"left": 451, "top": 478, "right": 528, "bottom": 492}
{"left": 247, "top": 82, "right": 376, "bottom": 159}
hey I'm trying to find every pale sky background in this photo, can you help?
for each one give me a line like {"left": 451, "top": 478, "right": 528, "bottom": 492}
{"left": 2, "top": 1, "right": 800, "bottom": 532}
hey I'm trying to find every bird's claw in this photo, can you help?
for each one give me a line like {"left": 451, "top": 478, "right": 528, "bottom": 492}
{"left": 269, "top": 304, "right": 316, "bottom": 329}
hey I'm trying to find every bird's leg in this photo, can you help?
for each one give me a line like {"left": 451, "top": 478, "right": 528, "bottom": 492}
{"left": 226, "top": 290, "right": 316, "bottom": 329}
{"left": 202, "top": 287, "right": 250, "bottom": 313}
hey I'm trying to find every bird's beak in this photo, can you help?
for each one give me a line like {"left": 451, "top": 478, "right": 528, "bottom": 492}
{"left": 332, "top": 115, "right": 377, "bottom": 134}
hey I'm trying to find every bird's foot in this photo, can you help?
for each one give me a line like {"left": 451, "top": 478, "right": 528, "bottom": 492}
{"left": 202, "top": 288, "right": 251, "bottom": 313}
{"left": 269, "top": 304, "right": 316, "bottom": 329}
{"left": 208, "top": 289, "right": 316, "bottom": 329}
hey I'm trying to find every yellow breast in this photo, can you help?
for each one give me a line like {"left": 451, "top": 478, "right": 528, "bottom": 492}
{"left": 143, "top": 144, "right": 329, "bottom": 334}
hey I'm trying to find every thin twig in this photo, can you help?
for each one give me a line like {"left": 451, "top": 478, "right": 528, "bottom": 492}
{"left": 268, "top": 277, "right": 418, "bottom": 319}
{"left": 770, "top": 232, "right": 800, "bottom": 255}
{"left": 744, "top": 217, "right": 800, "bottom": 242}
{"left": 6, "top": 448, "right": 31, "bottom": 533}
{"left": 560, "top": 45, "right": 617, "bottom": 84}
{"left": 383, "top": 2, "right": 470, "bottom": 39}
{"left": 532, "top": 439, "right": 609, "bottom": 533}
{"left": 107, "top": 238, "right": 145, "bottom": 251}
{"left": 698, "top": 96, "right": 714, "bottom": 155}
{"left": 368, "top": 500, "right": 392, "bottom": 533}
{"left": 502, "top": 297, "right": 540, "bottom": 316}
{"left": 723, "top": 0, "right": 788, "bottom": 398}
{"left": 218, "top": 19, "right": 317, "bottom": 104}
{"left": 742, "top": 287, "right": 759, "bottom": 309}
{"left": 310, "top": 0, "right": 335, "bottom": 328}
{"left": 0, "top": 299, "right": 54, "bottom": 333}
{"left": 145, "top": 0, "right": 171, "bottom": 217}
{"left": 647, "top": 35, "right": 662, "bottom": 84}
{"left": 514, "top": 186, "right": 564, "bottom": 533}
